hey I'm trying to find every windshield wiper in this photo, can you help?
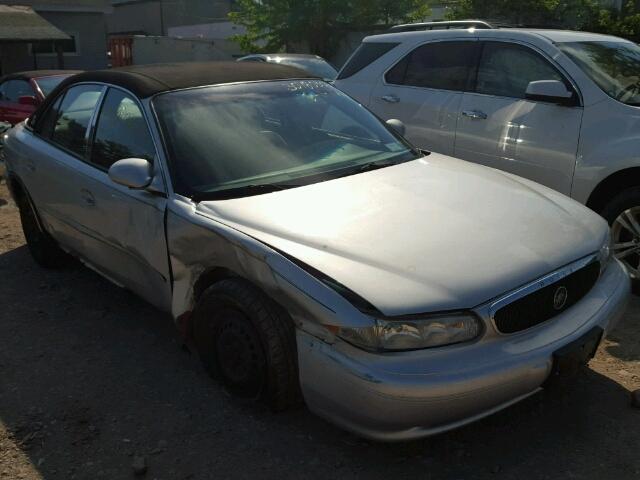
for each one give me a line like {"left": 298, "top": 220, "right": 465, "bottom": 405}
{"left": 192, "top": 182, "right": 299, "bottom": 201}
{"left": 355, "top": 159, "right": 400, "bottom": 174}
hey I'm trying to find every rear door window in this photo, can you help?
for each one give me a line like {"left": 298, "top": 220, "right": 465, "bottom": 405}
{"left": 50, "top": 84, "right": 102, "bottom": 157}
{"left": 90, "top": 88, "right": 155, "bottom": 170}
{"left": 385, "top": 41, "right": 478, "bottom": 91}
{"left": 337, "top": 42, "right": 400, "bottom": 79}
{"left": 475, "top": 42, "right": 566, "bottom": 99}
{"left": 36, "top": 94, "right": 64, "bottom": 139}
{"left": 2, "top": 80, "right": 35, "bottom": 102}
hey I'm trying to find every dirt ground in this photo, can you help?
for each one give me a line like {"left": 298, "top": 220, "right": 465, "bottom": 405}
{"left": 0, "top": 179, "right": 638, "bottom": 480}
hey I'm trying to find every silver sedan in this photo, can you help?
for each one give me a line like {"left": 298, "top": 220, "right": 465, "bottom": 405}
{"left": 3, "top": 62, "right": 630, "bottom": 441}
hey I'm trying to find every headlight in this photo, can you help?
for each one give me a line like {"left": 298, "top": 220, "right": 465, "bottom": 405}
{"left": 598, "top": 229, "right": 612, "bottom": 273}
{"left": 337, "top": 313, "right": 482, "bottom": 352}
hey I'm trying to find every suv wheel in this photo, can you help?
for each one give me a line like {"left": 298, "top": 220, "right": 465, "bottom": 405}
{"left": 601, "top": 187, "right": 640, "bottom": 280}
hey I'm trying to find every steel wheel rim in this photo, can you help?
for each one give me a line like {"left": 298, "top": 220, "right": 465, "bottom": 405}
{"left": 612, "top": 206, "right": 640, "bottom": 278}
{"left": 214, "top": 309, "right": 265, "bottom": 399}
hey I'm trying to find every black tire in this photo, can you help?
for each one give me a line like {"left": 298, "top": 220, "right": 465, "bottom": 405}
{"left": 600, "top": 186, "right": 640, "bottom": 291}
{"left": 192, "top": 278, "right": 301, "bottom": 411}
{"left": 17, "top": 191, "right": 71, "bottom": 269}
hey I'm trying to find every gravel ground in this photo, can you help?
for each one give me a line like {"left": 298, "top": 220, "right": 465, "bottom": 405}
{"left": 0, "top": 180, "right": 639, "bottom": 480}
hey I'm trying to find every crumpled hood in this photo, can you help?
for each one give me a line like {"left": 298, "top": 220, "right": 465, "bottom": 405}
{"left": 197, "top": 154, "right": 608, "bottom": 316}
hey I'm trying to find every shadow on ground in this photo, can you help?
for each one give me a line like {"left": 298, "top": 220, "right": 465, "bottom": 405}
{"left": 0, "top": 245, "right": 638, "bottom": 480}
{"left": 605, "top": 296, "right": 640, "bottom": 362}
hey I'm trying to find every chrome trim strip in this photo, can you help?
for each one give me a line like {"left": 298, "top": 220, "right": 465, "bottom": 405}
{"left": 488, "top": 253, "right": 599, "bottom": 322}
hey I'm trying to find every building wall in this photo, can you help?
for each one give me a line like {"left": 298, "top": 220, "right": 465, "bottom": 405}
{"left": 0, "top": 1, "right": 109, "bottom": 74}
{"left": 131, "top": 35, "right": 232, "bottom": 64}
{"left": 34, "top": 11, "right": 109, "bottom": 70}
{"left": 108, "top": 0, "right": 235, "bottom": 36}
{"left": 107, "top": 1, "right": 162, "bottom": 35}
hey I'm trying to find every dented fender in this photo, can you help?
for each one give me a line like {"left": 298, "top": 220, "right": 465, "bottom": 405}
{"left": 166, "top": 197, "right": 374, "bottom": 341}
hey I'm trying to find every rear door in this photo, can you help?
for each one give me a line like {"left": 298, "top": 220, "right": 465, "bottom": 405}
{"left": 25, "top": 84, "right": 105, "bottom": 254}
{"left": 454, "top": 41, "right": 583, "bottom": 195}
{"left": 369, "top": 40, "right": 479, "bottom": 156}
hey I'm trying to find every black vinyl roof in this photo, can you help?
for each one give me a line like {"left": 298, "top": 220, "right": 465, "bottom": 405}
{"left": 53, "top": 61, "right": 317, "bottom": 99}
{"left": 0, "top": 70, "right": 81, "bottom": 82}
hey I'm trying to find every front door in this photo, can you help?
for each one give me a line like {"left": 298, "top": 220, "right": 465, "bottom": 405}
{"left": 454, "top": 41, "right": 583, "bottom": 195}
{"left": 78, "top": 87, "right": 171, "bottom": 311}
{"left": 369, "top": 40, "right": 478, "bottom": 156}
{"left": 26, "top": 83, "right": 171, "bottom": 311}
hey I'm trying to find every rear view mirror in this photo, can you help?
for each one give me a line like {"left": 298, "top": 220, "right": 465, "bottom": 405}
{"left": 525, "top": 80, "right": 576, "bottom": 106}
{"left": 108, "top": 158, "right": 153, "bottom": 189}
{"left": 18, "top": 95, "right": 38, "bottom": 106}
{"left": 386, "top": 118, "right": 406, "bottom": 136}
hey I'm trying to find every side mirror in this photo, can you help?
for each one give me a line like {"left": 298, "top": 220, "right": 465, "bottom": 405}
{"left": 525, "top": 80, "right": 575, "bottom": 106}
{"left": 18, "top": 95, "right": 38, "bottom": 106}
{"left": 386, "top": 118, "right": 406, "bottom": 136}
{"left": 108, "top": 158, "right": 153, "bottom": 189}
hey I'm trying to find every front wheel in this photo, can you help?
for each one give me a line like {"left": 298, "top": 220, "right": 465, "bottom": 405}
{"left": 600, "top": 187, "right": 640, "bottom": 281}
{"left": 192, "top": 278, "right": 301, "bottom": 411}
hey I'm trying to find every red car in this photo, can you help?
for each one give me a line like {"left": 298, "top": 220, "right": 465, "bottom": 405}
{"left": 0, "top": 70, "right": 80, "bottom": 125}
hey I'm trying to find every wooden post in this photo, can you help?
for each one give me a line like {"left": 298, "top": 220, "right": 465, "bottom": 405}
{"left": 31, "top": 42, "right": 38, "bottom": 70}
{"left": 55, "top": 41, "right": 64, "bottom": 69}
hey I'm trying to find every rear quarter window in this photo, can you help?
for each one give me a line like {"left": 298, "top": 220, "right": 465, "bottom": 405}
{"left": 337, "top": 42, "right": 400, "bottom": 80}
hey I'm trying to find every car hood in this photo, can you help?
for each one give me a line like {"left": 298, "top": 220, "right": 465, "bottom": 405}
{"left": 196, "top": 154, "right": 608, "bottom": 316}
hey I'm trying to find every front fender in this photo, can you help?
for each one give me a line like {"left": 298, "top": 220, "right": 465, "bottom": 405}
{"left": 166, "top": 198, "right": 374, "bottom": 342}
{"left": 573, "top": 101, "right": 640, "bottom": 205}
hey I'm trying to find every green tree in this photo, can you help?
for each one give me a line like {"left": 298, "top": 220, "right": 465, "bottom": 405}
{"left": 229, "top": 0, "right": 430, "bottom": 58}
{"left": 447, "top": 0, "right": 601, "bottom": 29}
{"left": 590, "top": 1, "right": 640, "bottom": 41}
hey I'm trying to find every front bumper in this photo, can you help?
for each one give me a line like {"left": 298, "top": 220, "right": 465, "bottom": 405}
{"left": 297, "top": 258, "right": 630, "bottom": 442}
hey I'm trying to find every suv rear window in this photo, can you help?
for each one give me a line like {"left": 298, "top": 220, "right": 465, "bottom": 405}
{"left": 337, "top": 42, "right": 399, "bottom": 80}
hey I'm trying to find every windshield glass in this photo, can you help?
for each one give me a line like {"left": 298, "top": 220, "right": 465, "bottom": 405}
{"left": 558, "top": 41, "right": 640, "bottom": 105}
{"left": 276, "top": 57, "right": 338, "bottom": 79}
{"left": 34, "top": 75, "right": 70, "bottom": 97}
{"left": 153, "top": 80, "right": 417, "bottom": 199}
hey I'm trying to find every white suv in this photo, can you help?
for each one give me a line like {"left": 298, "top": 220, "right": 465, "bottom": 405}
{"left": 335, "top": 22, "right": 640, "bottom": 279}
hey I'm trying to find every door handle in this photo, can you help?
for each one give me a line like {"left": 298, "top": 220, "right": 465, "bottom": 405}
{"left": 381, "top": 94, "right": 400, "bottom": 104}
{"left": 462, "top": 110, "right": 488, "bottom": 120}
{"left": 80, "top": 188, "right": 95, "bottom": 206}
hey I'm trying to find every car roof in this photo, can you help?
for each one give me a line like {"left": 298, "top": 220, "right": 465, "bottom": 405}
{"left": 0, "top": 69, "right": 81, "bottom": 82}
{"left": 365, "top": 28, "right": 630, "bottom": 45}
{"left": 51, "top": 61, "right": 316, "bottom": 99}
{"left": 242, "top": 53, "right": 323, "bottom": 59}
{"left": 520, "top": 29, "right": 631, "bottom": 43}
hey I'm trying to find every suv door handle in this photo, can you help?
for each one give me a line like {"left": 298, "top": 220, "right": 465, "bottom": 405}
{"left": 381, "top": 94, "right": 400, "bottom": 104}
{"left": 80, "top": 189, "right": 95, "bottom": 206}
{"left": 462, "top": 110, "right": 488, "bottom": 120}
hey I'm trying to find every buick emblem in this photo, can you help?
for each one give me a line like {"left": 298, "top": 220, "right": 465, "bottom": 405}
{"left": 553, "top": 286, "right": 568, "bottom": 310}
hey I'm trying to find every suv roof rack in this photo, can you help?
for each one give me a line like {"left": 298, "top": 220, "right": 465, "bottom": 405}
{"left": 389, "top": 20, "right": 495, "bottom": 33}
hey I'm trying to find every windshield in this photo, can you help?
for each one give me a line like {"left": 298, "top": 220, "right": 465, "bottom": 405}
{"left": 558, "top": 41, "right": 640, "bottom": 105}
{"left": 153, "top": 80, "right": 417, "bottom": 199}
{"left": 275, "top": 57, "right": 338, "bottom": 80}
{"left": 34, "top": 75, "right": 70, "bottom": 97}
